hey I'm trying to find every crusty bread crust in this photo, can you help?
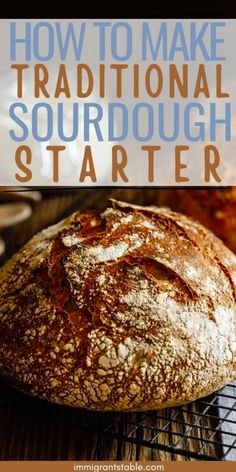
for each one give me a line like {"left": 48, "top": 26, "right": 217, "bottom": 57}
{"left": 0, "top": 200, "right": 235, "bottom": 411}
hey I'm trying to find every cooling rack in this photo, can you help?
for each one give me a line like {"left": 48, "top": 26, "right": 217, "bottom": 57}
{"left": 0, "top": 380, "right": 235, "bottom": 461}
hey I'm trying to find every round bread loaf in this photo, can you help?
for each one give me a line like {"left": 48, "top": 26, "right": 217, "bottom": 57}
{"left": 0, "top": 200, "right": 235, "bottom": 411}
{"left": 159, "top": 188, "right": 236, "bottom": 253}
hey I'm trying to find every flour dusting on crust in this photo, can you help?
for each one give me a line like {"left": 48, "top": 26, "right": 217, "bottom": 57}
{"left": 0, "top": 199, "right": 235, "bottom": 411}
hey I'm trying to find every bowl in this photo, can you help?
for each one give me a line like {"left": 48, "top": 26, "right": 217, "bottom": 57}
{"left": 0, "top": 203, "right": 32, "bottom": 230}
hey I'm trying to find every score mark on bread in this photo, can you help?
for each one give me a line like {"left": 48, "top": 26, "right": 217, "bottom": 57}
{"left": 0, "top": 200, "right": 235, "bottom": 411}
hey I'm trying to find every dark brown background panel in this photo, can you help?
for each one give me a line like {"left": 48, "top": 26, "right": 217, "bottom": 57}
{"left": 1, "top": 1, "right": 235, "bottom": 18}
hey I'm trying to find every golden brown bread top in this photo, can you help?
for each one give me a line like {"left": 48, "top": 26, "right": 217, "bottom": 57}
{"left": 0, "top": 200, "right": 235, "bottom": 411}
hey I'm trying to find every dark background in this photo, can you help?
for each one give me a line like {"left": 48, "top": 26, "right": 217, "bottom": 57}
{"left": 1, "top": 1, "right": 235, "bottom": 18}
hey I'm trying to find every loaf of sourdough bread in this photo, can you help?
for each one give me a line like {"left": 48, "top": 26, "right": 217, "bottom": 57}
{"left": 0, "top": 200, "right": 235, "bottom": 411}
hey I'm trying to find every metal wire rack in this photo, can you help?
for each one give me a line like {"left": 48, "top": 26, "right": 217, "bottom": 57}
{"left": 0, "top": 380, "right": 235, "bottom": 461}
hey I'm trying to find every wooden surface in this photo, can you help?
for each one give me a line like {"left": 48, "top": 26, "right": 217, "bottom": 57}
{"left": 0, "top": 189, "right": 224, "bottom": 461}
{"left": 0, "top": 378, "right": 222, "bottom": 461}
